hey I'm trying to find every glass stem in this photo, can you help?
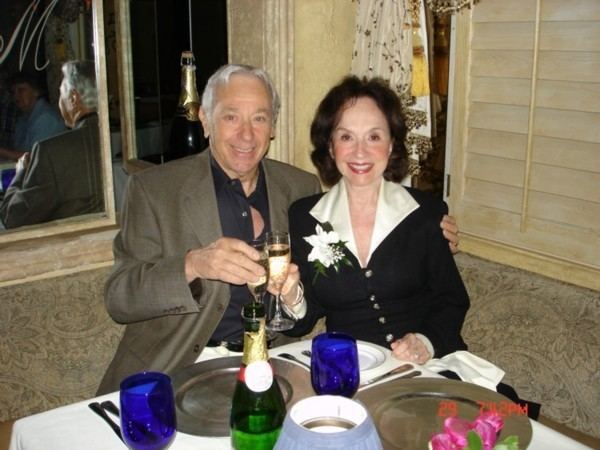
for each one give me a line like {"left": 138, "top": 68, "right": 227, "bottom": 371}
{"left": 277, "top": 293, "right": 285, "bottom": 317}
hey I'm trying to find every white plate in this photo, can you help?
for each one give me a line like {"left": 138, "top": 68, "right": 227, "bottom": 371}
{"left": 357, "top": 341, "right": 387, "bottom": 371}
{"left": 272, "top": 338, "right": 393, "bottom": 378}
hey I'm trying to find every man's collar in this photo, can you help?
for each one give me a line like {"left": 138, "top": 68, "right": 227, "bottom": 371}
{"left": 209, "top": 151, "right": 264, "bottom": 196}
{"left": 72, "top": 111, "right": 98, "bottom": 128}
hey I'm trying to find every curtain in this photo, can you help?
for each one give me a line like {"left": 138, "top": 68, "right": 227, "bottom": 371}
{"left": 351, "top": 0, "right": 433, "bottom": 184}
{"left": 426, "top": 0, "right": 480, "bottom": 16}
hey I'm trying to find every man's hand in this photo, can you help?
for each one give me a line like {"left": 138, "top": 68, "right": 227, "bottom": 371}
{"left": 184, "top": 237, "right": 266, "bottom": 285}
{"left": 441, "top": 214, "right": 459, "bottom": 254}
{"left": 15, "top": 152, "right": 30, "bottom": 173}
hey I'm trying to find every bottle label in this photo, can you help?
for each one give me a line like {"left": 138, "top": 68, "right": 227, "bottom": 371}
{"left": 244, "top": 360, "right": 273, "bottom": 393}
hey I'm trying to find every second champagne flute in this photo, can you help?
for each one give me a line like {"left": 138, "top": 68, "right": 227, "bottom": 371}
{"left": 266, "top": 231, "right": 294, "bottom": 332}
{"left": 247, "top": 239, "right": 269, "bottom": 303}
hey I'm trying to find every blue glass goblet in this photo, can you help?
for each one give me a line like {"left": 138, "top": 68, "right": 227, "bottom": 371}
{"left": 1, "top": 168, "right": 16, "bottom": 191}
{"left": 120, "top": 371, "right": 177, "bottom": 450}
{"left": 310, "top": 332, "right": 360, "bottom": 398}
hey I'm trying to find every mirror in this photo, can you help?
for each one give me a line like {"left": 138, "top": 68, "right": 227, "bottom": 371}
{"left": 0, "top": 0, "right": 115, "bottom": 244}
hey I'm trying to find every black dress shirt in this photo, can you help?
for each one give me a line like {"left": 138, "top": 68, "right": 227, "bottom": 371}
{"left": 209, "top": 154, "right": 271, "bottom": 341}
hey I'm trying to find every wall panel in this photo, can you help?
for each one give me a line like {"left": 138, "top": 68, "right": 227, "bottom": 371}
{"left": 448, "top": 0, "right": 600, "bottom": 290}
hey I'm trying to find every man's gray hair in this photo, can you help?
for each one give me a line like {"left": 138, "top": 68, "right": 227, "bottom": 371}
{"left": 201, "top": 64, "right": 280, "bottom": 126}
{"left": 61, "top": 60, "right": 97, "bottom": 109}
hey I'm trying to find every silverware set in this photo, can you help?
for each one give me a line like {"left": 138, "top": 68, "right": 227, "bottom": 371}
{"left": 278, "top": 352, "right": 311, "bottom": 370}
{"left": 88, "top": 400, "right": 123, "bottom": 443}
{"left": 277, "top": 351, "right": 421, "bottom": 387}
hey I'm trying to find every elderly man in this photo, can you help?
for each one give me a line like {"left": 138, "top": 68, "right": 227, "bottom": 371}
{"left": 97, "top": 64, "right": 459, "bottom": 394}
{"left": 0, "top": 61, "right": 103, "bottom": 228}
{"left": 0, "top": 72, "right": 66, "bottom": 161}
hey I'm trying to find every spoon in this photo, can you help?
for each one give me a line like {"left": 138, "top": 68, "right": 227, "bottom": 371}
{"left": 101, "top": 400, "right": 120, "bottom": 417}
{"left": 277, "top": 352, "right": 311, "bottom": 370}
{"left": 88, "top": 402, "right": 124, "bottom": 442}
{"left": 301, "top": 350, "right": 312, "bottom": 358}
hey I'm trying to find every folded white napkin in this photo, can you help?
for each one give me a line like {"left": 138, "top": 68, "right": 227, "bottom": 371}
{"left": 424, "top": 351, "right": 505, "bottom": 391}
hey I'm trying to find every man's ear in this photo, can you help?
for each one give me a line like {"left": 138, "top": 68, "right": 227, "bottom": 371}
{"left": 198, "top": 108, "right": 210, "bottom": 138}
{"left": 70, "top": 89, "right": 81, "bottom": 108}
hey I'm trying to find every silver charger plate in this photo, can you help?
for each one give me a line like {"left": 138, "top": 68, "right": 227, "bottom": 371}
{"left": 355, "top": 378, "right": 532, "bottom": 450}
{"left": 170, "top": 356, "right": 314, "bottom": 437}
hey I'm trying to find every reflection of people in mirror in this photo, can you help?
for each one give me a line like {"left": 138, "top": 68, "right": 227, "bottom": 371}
{"left": 0, "top": 72, "right": 66, "bottom": 161}
{"left": 0, "top": 70, "right": 19, "bottom": 150}
{"left": 0, "top": 61, "right": 103, "bottom": 229}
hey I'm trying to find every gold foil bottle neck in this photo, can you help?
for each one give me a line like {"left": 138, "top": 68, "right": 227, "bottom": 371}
{"left": 176, "top": 51, "right": 200, "bottom": 121}
{"left": 242, "top": 317, "right": 269, "bottom": 365}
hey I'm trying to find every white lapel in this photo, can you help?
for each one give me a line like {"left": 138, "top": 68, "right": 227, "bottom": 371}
{"left": 370, "top": 180, "right": 420, "bottom": 260}
{"left": 309, "top": 182, "right": 357, "bottom": 260}
{"left": 309, "top": 180, "right": 419, "bottom": 266}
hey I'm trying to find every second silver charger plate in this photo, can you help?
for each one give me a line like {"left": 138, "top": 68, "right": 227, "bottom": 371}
{"left": 170, "top": 356, "right": 314, "bottom": 437}
{"left": 355, "top": 377, "right": 533, "bottom": 450}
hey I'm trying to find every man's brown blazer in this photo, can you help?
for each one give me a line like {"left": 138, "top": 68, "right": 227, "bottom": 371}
{"left": 97, "top": 150, "right": 321, "bottom": 394}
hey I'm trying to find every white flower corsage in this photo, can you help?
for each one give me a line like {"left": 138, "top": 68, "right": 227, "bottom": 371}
{"left": 303, "top": 223, "right": 353, "bottom": 283}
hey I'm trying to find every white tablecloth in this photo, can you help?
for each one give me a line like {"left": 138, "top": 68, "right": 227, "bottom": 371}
{"left": 9, "top": 389, "right": 592, "bottom": 450}
{"left": 9, "top": 346, "right": 594, "bottom": 450}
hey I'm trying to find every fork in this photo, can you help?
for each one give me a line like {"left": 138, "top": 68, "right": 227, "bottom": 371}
{"left": 88, "top": 402, "right": 123, "bottom": 442}
{"left": 278, "top": 352, "right": 311, "bottom": 370}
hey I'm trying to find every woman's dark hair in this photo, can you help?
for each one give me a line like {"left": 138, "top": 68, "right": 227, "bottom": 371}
{"left": 310, "top": 75, "right": 408, "bottom": 187}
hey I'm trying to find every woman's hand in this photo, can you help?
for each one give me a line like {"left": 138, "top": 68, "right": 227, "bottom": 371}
{"left": 390, "top": 333, "right": 431, "bottom": 365}
{"left": 269, "top": 263, "right": 302, "bottom": 307}
{"left": 441, "top": 214, "right": 459, "bottom": 254}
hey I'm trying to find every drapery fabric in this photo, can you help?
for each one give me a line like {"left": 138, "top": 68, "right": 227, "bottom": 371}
{"left": 351, "top": 0, "right": 480, "bottom": 182}
{"left": 351, "top": 0, "right": 433, "bottom": 182}
{"left": 426, "top": 0, "right": 480, "bottom": 16}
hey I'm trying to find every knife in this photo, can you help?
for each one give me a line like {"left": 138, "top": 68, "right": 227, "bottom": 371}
{"left": 101, "top": 400, "right": 120, "bottom": 417}
{"left": 360, "top": 363, "right": 414, "bottom": 386}
{"left": 88, "top": 401, "right": 124, "bottom": 443}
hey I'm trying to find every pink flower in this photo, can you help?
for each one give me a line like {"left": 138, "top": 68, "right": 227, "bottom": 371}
{"left": 472, "top": 421, "right": 497, "bottom": 450}
{"left": 430, "top": 433, "right": 462, "bottom": 450}
{"left": 443, "top": 417, "right": 472, "bottom": 447}
{"left": 430, "top": 412, "right": 507, "bottom": 450}
{"left": 474, "top": 411, "right": 504, "bottom": 434}
{"left": 472, "top": 412, "right": 504, "bottom": 449}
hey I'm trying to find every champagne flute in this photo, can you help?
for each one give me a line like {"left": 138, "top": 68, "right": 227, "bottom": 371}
{"left": 266, "top": 231, "right": 295, "bottom": 332}
{"left": 247, "top": 239, "right": 269, "bottom": 304}
{"left": 119, "top": 371, "right": 176, "bottom": 450}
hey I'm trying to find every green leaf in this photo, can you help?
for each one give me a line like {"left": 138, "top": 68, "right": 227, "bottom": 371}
{"left": 321, "top": 221, "right": 334, "bottom": 232}
{"left": 493, "top": 435, "right": 519, "bottom": 450}
{"left": 463, "top": 431, "right": 483, "bottom": 450}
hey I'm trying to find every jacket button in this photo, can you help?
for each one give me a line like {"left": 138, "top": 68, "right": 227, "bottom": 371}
{"left": 386, "top": 333, "right": 394, "bottom": 342}
{"left": 365, "top": 269, "right": 373, "bottom": 278}
{"left": 373, "top": 303, "right": 380, "bottom": 310}
{"left": 193, "top": 344, "right": 200, "bottom": 353}
{"left": 369, "top": 294, "right": 376, "bottom": 302}
{"left": 378, "top": 316, "right": 386, "bottom": 324}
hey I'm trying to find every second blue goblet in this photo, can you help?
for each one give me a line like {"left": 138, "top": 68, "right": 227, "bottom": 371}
{"left": 310, "top": 332, "right": 360, "bottom": 398}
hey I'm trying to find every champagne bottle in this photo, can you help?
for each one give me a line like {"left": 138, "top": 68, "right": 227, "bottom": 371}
{"left": 165, "top": 50, "right": 208, "bottom": 162}
{"left": 230, "top": 302, "right": 286, "bottom": 450}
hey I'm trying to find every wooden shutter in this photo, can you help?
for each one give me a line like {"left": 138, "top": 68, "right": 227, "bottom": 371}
{"left": 448, "top": 0, "right": 600, "bottom": 290}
